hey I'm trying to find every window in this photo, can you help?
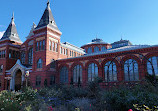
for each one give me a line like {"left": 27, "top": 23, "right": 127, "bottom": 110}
{"left": 72, "top": 51, "right": 73, "bottom": 57}
{"left": 88, "top": 63, "right": 98, "bottom": 81}
{"left": 28, "top": 48, "right": 33, "bottom": 65}
{"left": 73, "top": 65, "right": 82, "bottom": 83}
{"left": 3, "top": 50, "right": 6, "bottom": 58}
{"left": 49, "top": 40, "right": 52, "bottom": 50}
{"left": 70, "top": 51, "right": 72, "bottom": 56}
{"left": 15, "top": 51, "right": 18, "bottom": 58}
{"left": 21, "top": 51, "right": 25, "bottom": 64}
{"left": 66, "top": 49, "right": 68, "bottom": 55}
{"left": 12, "top": 50, "right": 15, "bottom": 58}
{"left": 94, "top": 46, "right": 99, "bottom": 52}
{"left": 104, "top": 61, "right": 117, "bottom": 82}
{"left": 74, "top": 52, "right": 76, "bottom": 57}
{"left": 36, "top": 42, "right": 38, "bottom": 51}
{"left": 42, "top": 40, "right": 45, "bottom": 50}
{"left": 36, "top": 76, "right": 41, "bottom": 86}
{"left": 0, "top": 65, "right": 3, "bottom": 73}
{"left": 124, "top": 59, "right": 139, "bottom": 81}
{"left": 50, "top": 59, "right": 56, "bottom": 68}
{"left": 50, "top": 75, "right": 55, "bottom": 85}
{"left": 39, "top": 41, "right": 42, "bottom": 50}
{"left": 60, "top": 47, "right": 62, "bottom": 54}
{"left": 101, "top": 46, "right": 106, "bottom": 52}
{"left": 87, "top": 47, "right": 92, "bottom": 53}
{"left": 55, "top": 43, "right": 58, "bottom": 52}
{"left": 63, "top": 48, "right": 65, "bottom": 55}
{"left": 60, "top": 66, "right": 68, "bottom": 83}
{"left": 52, "top": 42, "right": 54, "bottom": 51}
{"left": 37, "top": 59, "right": 43, "bottom": 68}
{"left": 9, "top": 50, "right": 12, "bottom": 58}
{"left": 0, "top": 51, "right": 1, "bottom": 58}
{"left": 147, "top": 56, "right": 158, "bottom": 75}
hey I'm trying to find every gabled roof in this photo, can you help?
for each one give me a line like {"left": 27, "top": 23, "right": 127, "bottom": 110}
{"left": 36, "top": 0, "right": 60, "bottom": 32}
{"left": 0, "top": 13, "right": 22, "bottom": 43}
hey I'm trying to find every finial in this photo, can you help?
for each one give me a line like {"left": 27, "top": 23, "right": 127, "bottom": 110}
{"left": 96, "top": 34, "right": 98, "bottom": 39}
{"left": 12, "top": 12, "right": 14, "bottom": 21}
{"left": 47, "top": 0, "right": 50, "bottom": 9}
{"left": 121, "top": 34, "right": 123, "bottom": 41}
{"left": 32, "top": 22, "right": 37, "bottom": 28}
{"left": 11, "top": 12, "right": 15, "bottom": 24}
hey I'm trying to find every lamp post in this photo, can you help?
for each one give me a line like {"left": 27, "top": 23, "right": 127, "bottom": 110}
{"left": 25, "top": 71, "right": 29, "bottom": 87}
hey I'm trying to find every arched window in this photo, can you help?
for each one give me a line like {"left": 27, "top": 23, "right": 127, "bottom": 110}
{"left": 88, "top": 63, "right": 98, "bottom": 81}
{"left": 21, "top": 51, "right": 25, "bottom": 64}
{"left": 36, "top": 76, "right": 41, "bottom": 86}
{"left": 0, "top": 65, "right": 3, "bottom": 73}
{"left": 37, "top": 59, "right": 43, "bottom": 68}
{"left": 60, "top": 66, "right": 68, "bottom": 83}
{"left": 124, "top": 59, "right": 139, "bottom": 81}
{"left": 50, "top": 75, "right": 55, "bottom": 85}
{"left": 28, "top": 48, "right": 33, "bottom": 65}
{"left": 87, "top": 47, "right": 92, "bottom": 54}
{"left": 50, "top": 59, "right": 56, "bottom": 68}
{"left": 73, "top": 65, "right": 82, "bottom": 83}
{"left": 147, "top": 56, "right": 158, "bottom": 75}
{"left": 104, "top": 61, "right": 117, "bottom": 82}
{"left": 94, "top": 46, "right": 99, "bottom": 52}
{"left": 101, "top": 46, "right": 107, "bottom": 52}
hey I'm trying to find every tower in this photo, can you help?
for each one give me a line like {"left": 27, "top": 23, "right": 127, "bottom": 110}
{"left": 31, "top": 0, "right": 62, "bottom": 87}
{"left": 0, "top": 13, "right": 22, "bottom": 90}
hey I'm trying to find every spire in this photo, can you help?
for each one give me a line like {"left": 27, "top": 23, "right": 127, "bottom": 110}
{"left": 0, "top": 13, "right": 22, "bottom": 43}
{"left": 36, "top": 0, "right": 60, "bottom": 32}
{"left": 11, "top": 12, "right": 14, "bottom": 23}
{"left": 47, "top": 0, "right": 50, "bottom": 9}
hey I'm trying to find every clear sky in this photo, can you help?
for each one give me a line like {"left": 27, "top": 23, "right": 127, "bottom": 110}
{"left": 0, "top": 0, "right": 158, "bottom": 47}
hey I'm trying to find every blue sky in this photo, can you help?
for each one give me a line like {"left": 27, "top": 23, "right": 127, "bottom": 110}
{"left": 0, "top": 0, "right": 158, "bottom": 47}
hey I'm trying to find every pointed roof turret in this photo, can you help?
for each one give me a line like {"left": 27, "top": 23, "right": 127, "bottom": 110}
{"left": 0, "top": 13, "right": 22, "bottom": 43}
{"left": 36, "top": 0, "right": 60, "bottom": 32}
{"left": 26, "top": 23, "right": 36, "bottom": 39}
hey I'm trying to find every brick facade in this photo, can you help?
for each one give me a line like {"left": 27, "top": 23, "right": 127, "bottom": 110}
{"left": 0, "top": 1, "right": 158, "bottom": 91}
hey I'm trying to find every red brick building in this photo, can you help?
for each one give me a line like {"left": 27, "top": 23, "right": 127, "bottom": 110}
{"left": 0, "top": 1, "right": 158, "bottom": 91}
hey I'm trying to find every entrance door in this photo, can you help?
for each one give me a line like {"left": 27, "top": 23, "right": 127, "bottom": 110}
{"left": 15, "top": 69, "right": 22, "bottom": 91}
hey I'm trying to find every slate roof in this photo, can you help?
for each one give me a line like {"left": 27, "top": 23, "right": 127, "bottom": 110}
{"left": 59, "top": 45, "right": 157, "bottom": 60}
{"left": 81, "top": 38, "right": 108, "bottom": 47}
{"left": 61, "top": 42, "right": 85, "bottom": 54}
{"left": 36, "top": 0, "right": 59, "bottom": 31}
{"left": 26, "top": 23, "right": 36, "bottom": 39}
{"left": 111, "top": 39, "right": 132, "bottom": 45}
{"left": 0, "top": 13, "right": 22, "bottom": 43}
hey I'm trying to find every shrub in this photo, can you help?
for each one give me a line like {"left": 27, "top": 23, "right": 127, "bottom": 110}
{"left": 67, "top": 98, "right": 93, "bottom": 111}
{"left": 0, "top": 91, "right": 20, "bottom": 111}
